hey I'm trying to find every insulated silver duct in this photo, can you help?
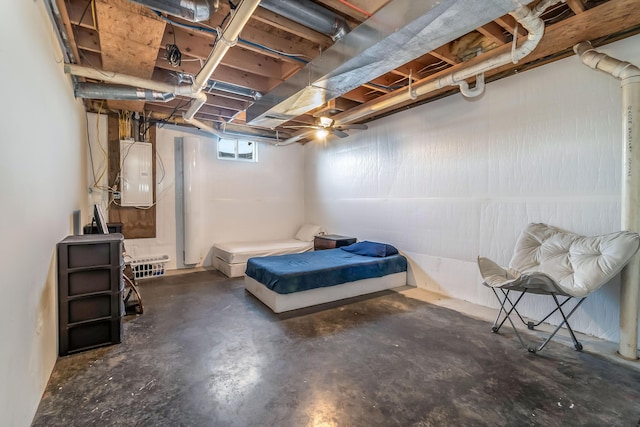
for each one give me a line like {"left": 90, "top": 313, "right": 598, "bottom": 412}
{"left": 259, "top": 0, "right": 349, "bottom": 41}
{"left": 129, "top": 0, "right": 219, "bottom": 22}
{"left": 74, "top": 83, "right": 175, "bottom": 102}
{"left": 247, "top": 0, "right": 534, "bottom": 128}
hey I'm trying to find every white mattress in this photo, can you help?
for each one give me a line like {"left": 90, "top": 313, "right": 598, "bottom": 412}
{"left": 213, "top": 239, "right": 313, "bottom": 264}
{"left": 244, "top": 272, "right": 407, "bottom": 313}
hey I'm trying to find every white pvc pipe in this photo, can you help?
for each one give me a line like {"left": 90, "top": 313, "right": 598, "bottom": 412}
{"left": 621, "top": 79, "right": 640, "bottom": 359}
{"left": 330, "top": 1, "right": 556, "bottom": 127}
{"left": 65, "top": 0, "right": 262, "bottom": 138}
{"left": 184, "top": 0, "right": 262, "bottom": 119}
{"left": 574, "top": 41, "right": 640, "bottom": 360}
{"left": 454, "top": 73, "right": 485, "bottom": 98}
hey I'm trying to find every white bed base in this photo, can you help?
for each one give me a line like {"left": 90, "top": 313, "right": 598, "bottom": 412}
{"left": 212, "top": 256, "right": 247, "bottom": 278}
{"left": 244, "top": 272, "right": 407, "bottom": 313}
{"left": 212, "top": 239, "right": 314, "bottom": 278}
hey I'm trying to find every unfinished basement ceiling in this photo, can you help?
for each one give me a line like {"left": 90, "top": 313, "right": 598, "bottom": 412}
{"left": 52, "top": 0, "right": 640, "bottom": 143}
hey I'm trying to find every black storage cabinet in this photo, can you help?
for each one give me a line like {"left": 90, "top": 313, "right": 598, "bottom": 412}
{"left": 57, "top": 234, "right": 124, "bottom": 356}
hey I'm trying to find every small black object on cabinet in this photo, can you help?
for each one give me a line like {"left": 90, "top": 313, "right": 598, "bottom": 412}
{"left": 314, "top": 234, "right": 357, "bottom": 250}
{"left": 57, "top": 234, "right": 124, "bottom": 356}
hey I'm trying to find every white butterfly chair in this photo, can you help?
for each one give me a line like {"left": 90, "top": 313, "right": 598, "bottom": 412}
{"left": 478, "top": 223, "right": 639, "bottom": 353}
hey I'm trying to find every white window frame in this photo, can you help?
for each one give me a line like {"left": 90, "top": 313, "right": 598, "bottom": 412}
{"left": 217, "top": 138, "right": 258, "bottom": 162}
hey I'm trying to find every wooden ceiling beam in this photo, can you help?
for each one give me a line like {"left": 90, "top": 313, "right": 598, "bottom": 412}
{"left": 147, "top": 98, "right": 237, "bottom": 119}
{"left": 494, "top": 14, "right": 527, "bottom": 37}
{"left": 77, "top": 49, "right": 103, "bottom": 69}
{"left": 154, "top": 52, "right": 276, "bottom": 93}
{"left": 345, "top": 0, "right": 640, "bottom": 123}
{"left": 73, "top": 26, "right": 101, "bottom": 53}
{"left": 389, "top": 60, "right": 429, "bottom": 79}
{"left": 145, "top": 103, "right": 228, "bottom": 124}
{"left": 151, "top": 68, "right": 255, "bottom": 105}
{"left": 239, "top": 21, "right": 322, "bottom": 63}
{"left": 55, "top": 0, "right": 83, "bottom": 61}
{"left": 251, "top": 8, "right": 332, "bottom": 47}
{"left": 163, "top": 26, "right": 286, "bottom": 78}
{"left": 340, "top": 87, "right": 370, "bottom": 103}
{"left": 201, "top": 2, "right": 322, "bottom": 62}
{"left": 477, "top": 22, "right": 509, "bottom": 45}
{"left": 429, "top": 45, "right": 458, "bottom": 65}
{"left": 564, "top": 0, "right": 586, "bottom": 14}
{"left": 362, "top": 83, "right": 389, "bottom": 94}
{"left": 314, "top": 0, "right": 390, "bottom": 23}
{"left": 66, "top": 0, "right": 96, "bottom": 29}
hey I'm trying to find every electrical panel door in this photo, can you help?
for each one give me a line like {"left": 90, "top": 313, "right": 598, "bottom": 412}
{"left": 120, "top": 140, "right": 153, "bottom": 207}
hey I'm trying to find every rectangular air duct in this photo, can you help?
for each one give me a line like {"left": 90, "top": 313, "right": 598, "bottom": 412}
{"left": 246, "top": 0, "right": 533, "bottom": 128}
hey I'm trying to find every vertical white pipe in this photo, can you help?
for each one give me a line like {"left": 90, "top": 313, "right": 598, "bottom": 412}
{"left": 574, "top": 41, "right": 640, "bottom": 359}
{"left": 620, "top": 76, "right": 640, "bottom": 359}
{"left": 183, "top": 0, "right": 263, "bottom": 121}
{"left": 183, "top": 137, "right": 205, "bottom": 265}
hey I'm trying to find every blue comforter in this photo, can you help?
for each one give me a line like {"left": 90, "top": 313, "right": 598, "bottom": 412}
{"left": 245, "top": 248, "right": 407, "bottom": 294}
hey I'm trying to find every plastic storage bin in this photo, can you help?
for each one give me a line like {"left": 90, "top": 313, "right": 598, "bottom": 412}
{"left": 129, "top": 255, "right": 170, "bottom": 279}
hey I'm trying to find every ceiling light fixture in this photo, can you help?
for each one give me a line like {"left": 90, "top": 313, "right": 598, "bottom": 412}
{"left": 316, "top": 128, "right": 329, "bottom": 139}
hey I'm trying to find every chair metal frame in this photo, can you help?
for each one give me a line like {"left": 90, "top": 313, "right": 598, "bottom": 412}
{"left": 489, "top": 287, "right": 586, "bottom": 353}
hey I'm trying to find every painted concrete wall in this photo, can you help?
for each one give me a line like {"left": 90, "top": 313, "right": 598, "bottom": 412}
{"left": 123, "top": 125, "right": 305, "bottom": 268}
{"left": 0, "top": 2, "right": 88, "bottom": 425}
{"left": 304, "top": 35, "right": 640, "bottom": 344}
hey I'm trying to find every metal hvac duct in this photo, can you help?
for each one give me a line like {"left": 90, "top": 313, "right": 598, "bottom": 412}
{"left": 259, "top": 0, "right": 349, "bottom": 41}
{"left": 247, "top": 0, "right": 535, "bottom": 129}
{"left": 129, "top": 0, "right": 219, "bottom": 22}
{"left": 74, "top": 83, "right": 175, "bottom": 101}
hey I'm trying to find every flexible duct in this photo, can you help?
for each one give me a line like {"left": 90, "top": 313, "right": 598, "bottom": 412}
{"left": 74, "top": 83, "right": 175, "bottom": 101}
{"left": 259, "top": 0, "right": 349, "bottom": 41}
{"left": 574, "top": 41, "right": 640, "bottom": 360}
{"left": 130, "top": 0, "right": 219, "bottom": 22}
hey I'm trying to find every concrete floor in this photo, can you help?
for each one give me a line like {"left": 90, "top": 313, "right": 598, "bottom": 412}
{"left": 34, "top": 270, "right": 640, "bottom": 426}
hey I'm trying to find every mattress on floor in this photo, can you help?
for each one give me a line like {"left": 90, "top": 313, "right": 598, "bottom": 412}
{"left": 213, "top": 239, "right": 313, "bottom": 264}
{"left": 245, "top": 248, "right": 408, "bottom": 294}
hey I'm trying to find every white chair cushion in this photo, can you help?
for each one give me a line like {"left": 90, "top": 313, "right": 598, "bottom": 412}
{"left": 479, "top": 223, "right": 640, "bottom": 297}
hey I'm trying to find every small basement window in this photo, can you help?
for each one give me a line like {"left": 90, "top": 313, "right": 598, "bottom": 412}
{"left": 217, "top": 138, "right": 257, "bottom": 162}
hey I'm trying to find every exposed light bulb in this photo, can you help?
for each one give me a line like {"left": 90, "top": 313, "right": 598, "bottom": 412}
{"left": 316, "top": 128, "right": 329, "bottom": 139}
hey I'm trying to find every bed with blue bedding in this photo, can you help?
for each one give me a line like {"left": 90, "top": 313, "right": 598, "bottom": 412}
{"left": 244, "top": 241, "right": 408, "bottom": 313}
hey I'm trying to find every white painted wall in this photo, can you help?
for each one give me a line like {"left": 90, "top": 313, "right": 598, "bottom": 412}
{"left": 0, "top": 2, "right": 88, "bottom": 425}
{"left": 125, "top": 125, "right": 305, "bottom": 268}
{"left": 304, "top": 35, "right": 640, "bottom": 344}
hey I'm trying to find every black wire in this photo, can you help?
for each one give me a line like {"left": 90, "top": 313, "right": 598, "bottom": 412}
{"left": 155, "top": 99, "right": 193, "bottom": 129}
{"left": 85, "top": 113, "right": 98, "bottom": 186}
{"left": 78, "top": 0, "right": 93, "bottom": 27}
{"left": 219, "top": 0, "right": 236, "bottom": 29}
{"left": 166, "top": 44, "right": 182, "bottom": 67}
{"left": 165, "top": 22, "right": 182, "bottom": 66}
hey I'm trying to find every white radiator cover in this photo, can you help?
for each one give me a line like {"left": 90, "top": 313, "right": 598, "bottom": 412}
{"left": 183, "top": 136, "right": 204, "bottom": 265}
